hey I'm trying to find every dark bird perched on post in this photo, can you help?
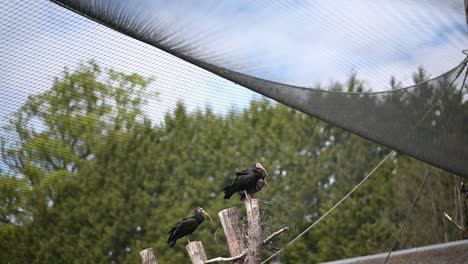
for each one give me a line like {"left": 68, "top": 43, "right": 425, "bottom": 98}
{"left": 167, "top": 207, "right": 212, "bottom": 247}
{"left": 239, "top": 178, "right": 266, "bottom": 201}
{"left": 224, "top": 162, "right": 271, "bottom": 200}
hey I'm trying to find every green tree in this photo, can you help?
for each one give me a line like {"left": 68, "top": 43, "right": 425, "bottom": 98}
{"left": 0, "top": 61, "right": 155, "bottom": 263}
{"left": 1, "top": 62, "right": 466, "bottom": 264}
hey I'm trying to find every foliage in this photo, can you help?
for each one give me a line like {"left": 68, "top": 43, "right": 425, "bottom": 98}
{"left": 0, "top": 62, "right": 466, "bottom": 263}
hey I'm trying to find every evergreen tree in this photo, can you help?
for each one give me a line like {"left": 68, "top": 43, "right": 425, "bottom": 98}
{"left": 1, "top": 62, "right": 466, "bottom": 263}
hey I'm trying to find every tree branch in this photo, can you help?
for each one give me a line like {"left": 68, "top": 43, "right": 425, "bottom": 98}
{"left": 263, "top": 227, "right": 289, "bottom": 245}
{"left": 204, "top": 250, "right": 247, "bottom": 263}
{"left": 204, "top": 227, "right": 288, "bottom": 263}
{"left": 444, "top": 212, "right": 464, "bottom": 231}
{"left": 44, "top": 153, "right": 60, "bottom": 170}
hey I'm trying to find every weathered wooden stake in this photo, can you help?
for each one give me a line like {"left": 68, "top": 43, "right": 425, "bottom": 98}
{"left": 245, "top": 198, "right": 262, "bottom": 264}
{"left": 218, "top": 208, "right": 247, "bottom": 263}
{"left": 187, "top": 201, "right": 288, "bottom": 264}
{"left": 139, "top": 248, "right": 158, "bottom": 264}
{"left": 186, "top": 241, "right": 208, "bottom": 264}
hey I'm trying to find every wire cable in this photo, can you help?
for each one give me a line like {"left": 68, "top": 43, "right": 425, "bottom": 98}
{"left": 261, "top": 150, "right": 395, "bottom": 263}
{"left": 382, "top": 166, "right": 432, "bottom": 264}
{"left": 262, "top": 54, "right": 468, "bottom": 263}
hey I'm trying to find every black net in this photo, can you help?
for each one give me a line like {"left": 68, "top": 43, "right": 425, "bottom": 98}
{"left": 1, "top": 1, "right": 468, "bottom": 263}
{"left": 50, "top": 0, "right": 468, "bottom": 178}
{"left": 50, "top": 0, "right": 467, "bottom": 86}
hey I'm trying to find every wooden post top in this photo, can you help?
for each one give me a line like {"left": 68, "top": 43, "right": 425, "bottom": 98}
{"left": 140, "top": 248, "right": 158, "bottom": 264}
{"left": 186, "top": 241, "right": 208, "bottom": 264}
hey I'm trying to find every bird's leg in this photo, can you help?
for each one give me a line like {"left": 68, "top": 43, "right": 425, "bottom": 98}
{"left": 245, "top": 190, "right": 252, "bottom": 208}
{"left": 244, "top": 190, "right": 251, "bottom": 200}
{"left": 186, "top": 236, "right": 191, "bottom": 244}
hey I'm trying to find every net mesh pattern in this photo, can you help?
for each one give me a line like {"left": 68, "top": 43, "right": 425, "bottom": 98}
{"left": 49, "top": 0, "right": 468, "bottom": 178}
{"left": 50, "top": 0, "right": 467, "bottom": 87}
{"left": 1, "top": 1, "right": 468, "bottom": 263}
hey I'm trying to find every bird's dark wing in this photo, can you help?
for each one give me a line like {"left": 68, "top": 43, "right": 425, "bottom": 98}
{"left": 167, "top": 217, "right": 199, "bottom": 247}
{"left": 167, "top": 218, "right": 192, "bottom": 232}
{"left": 233, "top": 173, "right": 254, "bottom": 184}
{"left": 239, "top": 178, "right": 266, "bottom": 200}
{"left": 179, "top": 217, "right": 199, "bottom": 233}
{"left": 236, "top": 168, "right": 252, "bottom": 176}
{"left": 224, "top": 169, "right": 257, "bottom": 199}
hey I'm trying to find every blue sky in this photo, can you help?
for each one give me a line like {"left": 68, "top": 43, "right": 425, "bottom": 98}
{"left": 0, "top": 0, "right": 259, "bottom": 127}
{"left": 104, "top": 0, "right": 467, "bottom": 87}
{"left": 0, "top": 0, "right": 260, "bottom": 171}
{"left": 0, "top": 0, "right": 467, "bottom": 140}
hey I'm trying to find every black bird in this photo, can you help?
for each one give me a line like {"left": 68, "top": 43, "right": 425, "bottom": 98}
{"left": 239, "top": 178, "right": 266, "bottom": 201}
{"left": 224, "top": 162, "right": 271, "bottom": 200}
{"left": 167, "top": 207, "right": 212, "bottom": 247}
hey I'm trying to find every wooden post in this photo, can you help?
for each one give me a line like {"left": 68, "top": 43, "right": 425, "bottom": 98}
{"left": 218, "top": 208, "right": 247, "bottom": 263}
{"left": 139, "top": 248, "right": 158, "bottom": 264}
{"left": 186, "top": 241, "right": 208, "bottom": 264}
{"left": 205, "top": 203, "right": 288, "bottom": 263}
{"left": 245, "top": 199, "right": 262, "bottom": 264}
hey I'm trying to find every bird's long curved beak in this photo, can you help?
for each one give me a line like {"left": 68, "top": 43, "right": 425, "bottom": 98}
{"left": 258, "top": 163, "right": 268, "bottom": 177}
{"left": 264, "top": 178, "right": 272, "bottom": 196}
{"left": 202, "top": 210, "right": 213, "bottom": 221}
{"left": 257, "top": 164, "right": 272, "bottom": 196}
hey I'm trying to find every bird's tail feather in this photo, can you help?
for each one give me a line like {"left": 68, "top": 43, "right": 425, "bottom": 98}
{"left": 223, "top": 185, "right": 235, "bottom": 199}
{"left": 167, "top": 228, "right": 176, "bottom": 245}
{"left": 168, "top": 240, "right": 176, "bottom": 248}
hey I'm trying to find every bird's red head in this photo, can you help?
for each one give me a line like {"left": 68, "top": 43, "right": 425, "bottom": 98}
{"left": 255, "top": 162, "right": 272, "bottom": 195}
{"left": 255, "top": 162, "right": 268, "bottom": 175}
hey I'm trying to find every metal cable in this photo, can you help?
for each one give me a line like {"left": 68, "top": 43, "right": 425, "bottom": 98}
{"left": 262, "top": 56, "right": 468, "bottom": 263}
{"left": 261, "top": 150, "right": 395, "bottom": 263}
{"left": 382, "top": 166, "right": 432, "bottom": 264}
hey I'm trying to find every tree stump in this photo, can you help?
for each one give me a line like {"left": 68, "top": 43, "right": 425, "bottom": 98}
{"left": 219, "top": 208, "right": 247, "bottom": 263}
{"left": 245, "top": 199, "right": 262, "bottom": 264}
{"left": 139, "top": 248, "right": 158, "bottom": 264}
{"left": 186, "top": 241, "right": 208, "bottom": 264}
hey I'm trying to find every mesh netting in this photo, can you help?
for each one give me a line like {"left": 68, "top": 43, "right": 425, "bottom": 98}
{"left": 50, "top": 0, "right": 467, "bottom": 88}
{"left": 1, "top": 1, "right": 468, "bottom": 263}
{"left": 49, "top": 0, "right": 468, "bottom": 178}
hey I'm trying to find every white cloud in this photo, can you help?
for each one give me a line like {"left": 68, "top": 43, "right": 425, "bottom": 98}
{"left": 126, "top": 0, "right": 467, "bottom": 87}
